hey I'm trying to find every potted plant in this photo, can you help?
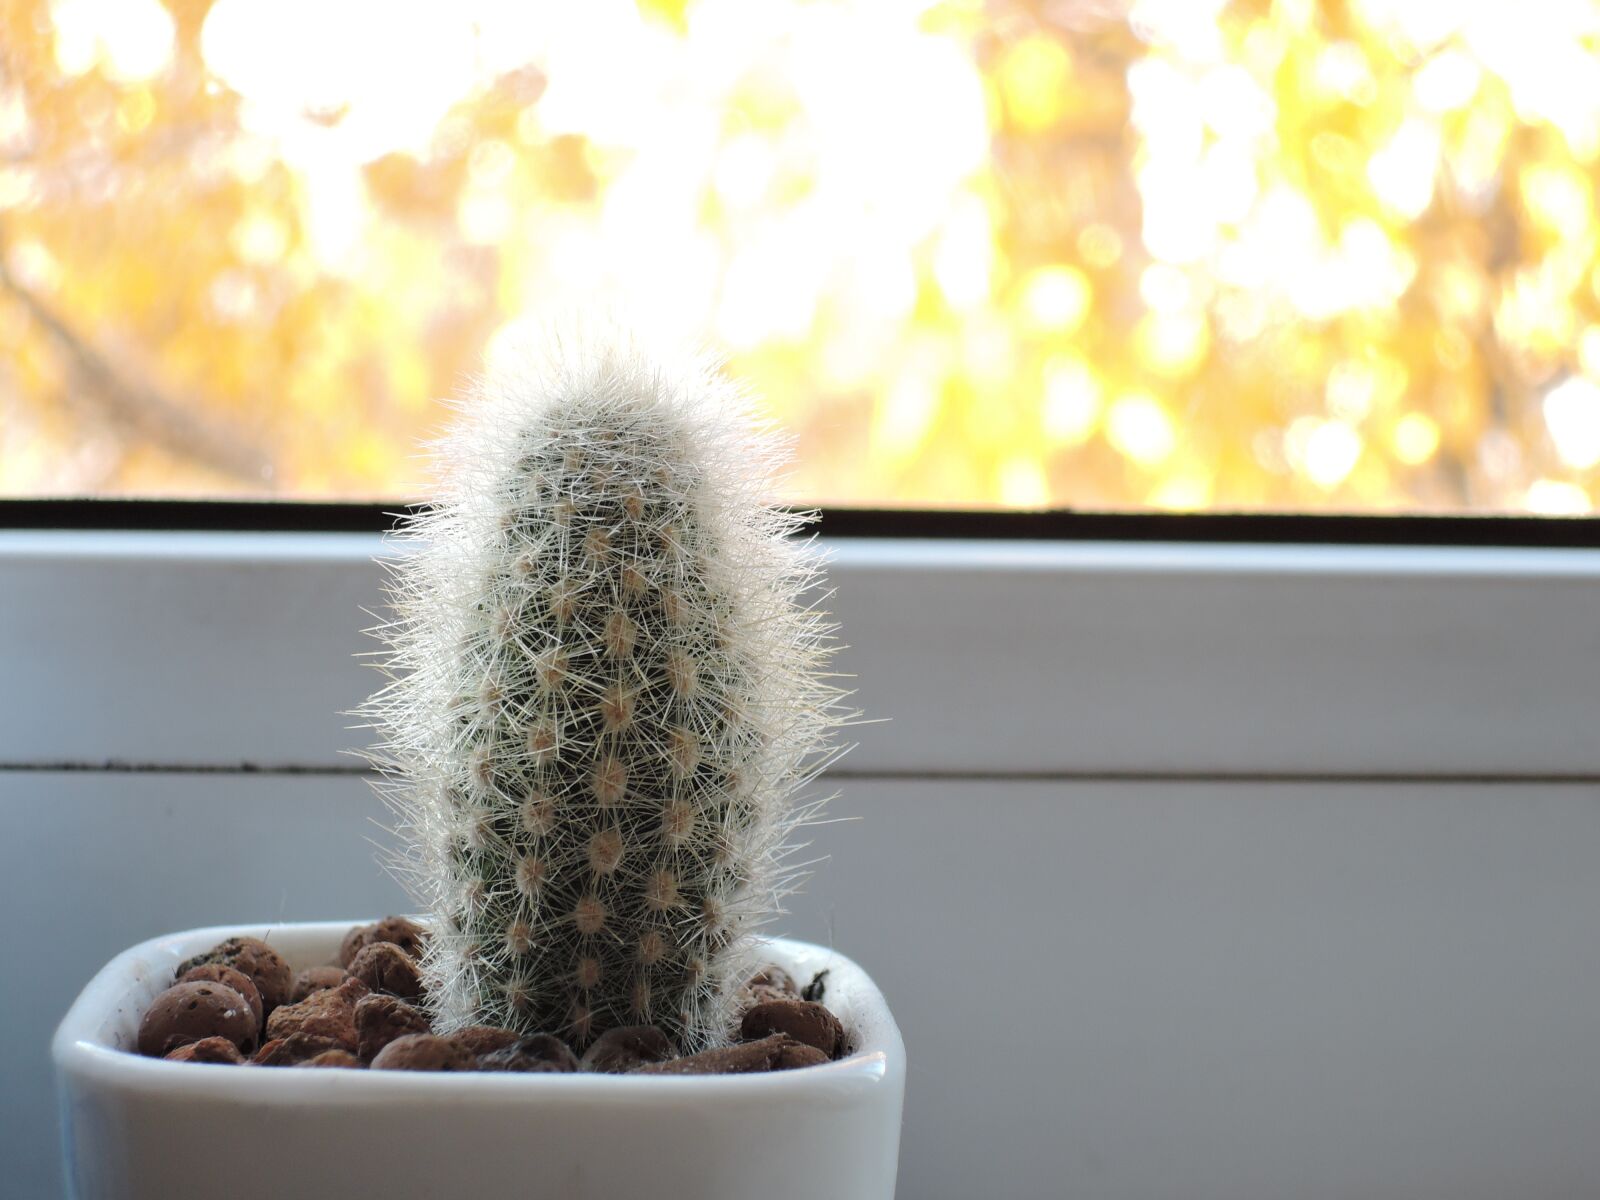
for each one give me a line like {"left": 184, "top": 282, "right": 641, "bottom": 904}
{"left": 53, "top": 327, "right": 905, "bottom": 1200}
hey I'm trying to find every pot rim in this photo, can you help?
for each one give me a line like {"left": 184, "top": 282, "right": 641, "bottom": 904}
{"left": 54, "top": 919, "right": 903, "bottom": 1106}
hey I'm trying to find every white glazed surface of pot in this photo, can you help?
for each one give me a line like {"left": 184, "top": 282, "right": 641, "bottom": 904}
{"left": 54, "top": 921, "right": 905, "bottom": 1200}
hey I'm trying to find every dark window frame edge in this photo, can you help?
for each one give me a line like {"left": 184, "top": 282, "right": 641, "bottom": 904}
{"left": 1, "top": 498, "right": 1597, "bottom": 548}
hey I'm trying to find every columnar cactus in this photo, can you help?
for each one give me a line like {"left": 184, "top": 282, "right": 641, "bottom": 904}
{"left": 364, "top": 330, "right": 845, "bottom": 1053}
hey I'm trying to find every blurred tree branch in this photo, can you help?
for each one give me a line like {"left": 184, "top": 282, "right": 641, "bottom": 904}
{"left": 0, "top": 249, "right": 275, "bottom": 487}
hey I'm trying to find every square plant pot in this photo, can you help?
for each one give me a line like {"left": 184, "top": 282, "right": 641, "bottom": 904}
{"left": 54, "top": 920, "right": 905, "bottom": 1200}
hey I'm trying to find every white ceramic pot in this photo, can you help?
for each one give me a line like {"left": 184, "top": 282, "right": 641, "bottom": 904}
{"left": 54, "top": 921, "right": 905, "bottom": 1200}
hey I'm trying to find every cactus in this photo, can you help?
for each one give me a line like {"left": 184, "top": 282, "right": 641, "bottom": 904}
{"left": 363, "top": 329, "right": 846, "bottom": 1053}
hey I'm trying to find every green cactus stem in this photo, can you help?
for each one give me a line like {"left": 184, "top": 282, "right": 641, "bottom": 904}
{"left": 364, "top": 329, "right": 847, "bottom": 1052}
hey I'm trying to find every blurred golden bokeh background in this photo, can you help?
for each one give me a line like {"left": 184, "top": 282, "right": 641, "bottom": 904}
{"left": 2, "top": 0, "right": 1599, "bottom": 512}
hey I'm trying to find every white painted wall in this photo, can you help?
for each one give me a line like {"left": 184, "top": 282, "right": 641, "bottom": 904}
{"left": 4, "top": 532, "right": 1598, "bottom": 1198}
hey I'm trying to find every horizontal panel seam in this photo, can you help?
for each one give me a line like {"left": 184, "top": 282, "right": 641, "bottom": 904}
{"left": 2, "top": 761, "right": 1597, "bottom": 786}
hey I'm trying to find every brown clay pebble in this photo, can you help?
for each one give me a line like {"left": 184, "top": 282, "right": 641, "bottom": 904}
{"left": 634, "top": 1033, "right": 792, "bottom": 1076}
{"left": 370, "top": 1033, "right": 474, "bottom": 1072}
{"left": 340, "top": 916, "right": 427, "bottom": 967}
{"left": 253, "top": 1034, "right": 346, "bottom": 1066}
{"left": 338, "top": 923, "right": 371, "bottom": 970}
{"left": 290, "top": 966, "right": 348, "bottom": 1004}
{"left": 773, "top": 1040, "right": 831, "bottom": 1070}
{"left": 368, "top": 916, "right": 428, "bottom": 958}
{"left": 579, "top": 1025, "right": 673, "bottom": 1074}
{"left": 356, "top": 993, "right": 432, "bottom": 1061}
{"left": 740, "top": 999, "right": 844, "bottom": 1059}
{"left": 176, "top": 965, "right": 264, "bottom": 1034}
{"left": 265, "top": 976, "right": 370, "bottom": 1051}
{"left": 137, "top": 982, "right": 258, "bottom": 1057}
{"left": 163, "top": 1037, "right": 246, "bottom": 1065}
{"left": 741, "top": 964, "right": 801, "bottom": 1010}
{"left": 451, "top": 1025, "right": 521, "bottom": 1057}
{"left": 302, "top": 1050, "right": 365, "bottom": 1068}
{"left": 477, "top": 1034, "right": 580, "bottom": 1073}
{"left": 346, "top": 942, "right": 423, "bottom": 1002}
{"left": 176, "top": 937, "right": 293, "bottom": 1015}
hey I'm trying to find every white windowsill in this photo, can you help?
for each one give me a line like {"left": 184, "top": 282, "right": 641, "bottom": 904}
{"left": 3, "top": 529, "right": 1596, "bottom": 778}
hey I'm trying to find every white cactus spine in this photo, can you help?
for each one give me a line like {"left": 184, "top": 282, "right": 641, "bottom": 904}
{"left": 364, "top": 330, "right": 846, "bottom": 1052}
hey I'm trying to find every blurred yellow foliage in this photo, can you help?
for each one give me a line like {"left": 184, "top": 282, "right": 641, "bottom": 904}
{"left": 2, "top": 0, "right": 1599, "bottom": 513}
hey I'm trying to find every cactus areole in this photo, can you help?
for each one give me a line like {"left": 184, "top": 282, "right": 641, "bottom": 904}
{"left": 364, "top": 332, "right": 846, "bottom": 1053}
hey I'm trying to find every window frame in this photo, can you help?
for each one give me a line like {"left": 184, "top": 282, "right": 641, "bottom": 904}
{"left": 5, "top": 499, "right": 1600, "bottom": 545}
{"left": 3, "top": 500, "right": 1597, "bottom": 780}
